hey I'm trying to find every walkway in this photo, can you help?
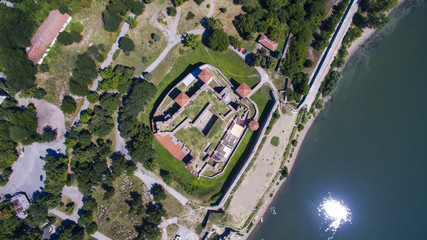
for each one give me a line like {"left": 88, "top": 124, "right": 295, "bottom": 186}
{"left": 298, "top": 0, "right": 358, "bottom": 110}
{"left": 134, "top": 163, "right": 188, "bottom": 206}
{"left": 48, "top": 186, "right": 83, "bottom": 222}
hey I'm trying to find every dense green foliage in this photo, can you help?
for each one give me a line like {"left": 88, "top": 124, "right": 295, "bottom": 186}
{"left": 43, "top": 155, "right": 68, "bottom": 196}
{"left": 0, "top": 6, "right": 37, "bottom": 93}
{"left": 229, "top": 35, "right": 242, "bottom": 48}
{"left": 102, "top": 0, "right": 145, "bottom": 32}
{"left": 248, "top": 48, "right": 275, "bottom": 69}
{"left": 119, "top": 36, "right": 136, "bottom": 54}
{"left": 312, "top": 0, "right": 350, "bottom": 51}
{"left": 19, "top": 86, "right": 47, "bottom": 99}
{"left": 322, "top": 70, "right": 343, "bottom": 96}
{"left": 167, "top": 6, "right": 177, "bottom": 16}
{"left": 151, "top": 183, "right": 166, "bottom": 202}
{"left": 60, "top": 96, "right": 77, "bottom": 114}
{"left": 205, "top": 17, "right": 223, "bottom": 32}
{"left": 207, "top": 29, "right": 230, "bottom": 51}
{"left": 99, "top": 65, "right": 134, "bottom": 94}
{"left": 184, "top": 33, "right": 200, "bottom": 49}
{"left": 186, "top": 11, "right": 195, "bottom": 20}
{"left": 355, "top": 0, "right": 398, "bottom": 29}
{"left": 69, "top": 54, "right": 98, "bottom": 96}
{"left": 173, "top": 0, "right": 190, "bottom": 7}
{"left": 57, "top": 30, "right": 83, "bottom": 46}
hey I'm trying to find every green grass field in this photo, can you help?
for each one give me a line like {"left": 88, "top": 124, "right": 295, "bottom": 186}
{"left": 250, "top": 85, "right": 273, "bottom": 121}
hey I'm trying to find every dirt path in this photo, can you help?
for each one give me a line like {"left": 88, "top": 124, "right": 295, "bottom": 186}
{"left": 225, "top": 111, "right": 297, "bottom": 227}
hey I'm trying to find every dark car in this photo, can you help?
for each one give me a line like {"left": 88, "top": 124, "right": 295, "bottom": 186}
{"left": 40, "top": 175, "right": 43, "bottom": 181}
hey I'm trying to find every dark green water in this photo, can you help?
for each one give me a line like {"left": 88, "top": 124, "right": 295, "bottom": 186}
{"left": 249, "top": 2, "right": 427, "bottom": 240}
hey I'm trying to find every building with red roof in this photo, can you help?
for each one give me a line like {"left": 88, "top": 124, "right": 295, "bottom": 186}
{"left": 258, "top": 34, "right": 278, "bottom": 51}
{"left": 198, "top": 69, "right": 212, "bottom": 83}
{"left": 248, "top": 120, "right": 259, "bottom": 131}
{"left": 236, "top": 82, "right": 252, "bottom": 98}
{"left": 26, "top": 10, "right": 72, "bottom": 64}
{"left": 174, "top": 91, "right": 190, "bottom": 107}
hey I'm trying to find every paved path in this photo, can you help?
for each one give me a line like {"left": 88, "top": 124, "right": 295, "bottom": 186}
{"left": 134, "top": 164, "right": 188, "bottom": 206}
{"left": 298, "top": 0, "right": 358, "bottom": 110}
{"left": 0, "top": 0, "right": 14, "bottom": 7}
{"left": 91, "top": 231, "right": 112, "bottom": 240}
{"left": 73, "top": 16, "right": 134, "bottom": 125}
{"left": 0, "top": 99, "right": 66, "bottom": 198}
{"left": 48, "top": 186, "right": 83, "bottom": 222}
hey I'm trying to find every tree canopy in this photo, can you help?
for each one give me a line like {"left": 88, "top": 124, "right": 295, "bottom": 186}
{"left": 207, "top": 29, "right": 230, "bottom": 51}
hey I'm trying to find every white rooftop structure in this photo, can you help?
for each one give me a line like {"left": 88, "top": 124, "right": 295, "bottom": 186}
{"left": 11, "top": 193, "right": 30, "bottom": 219}
{"left": 182, "top": 74, "right": 196, "bottom": 87}
{"left": 230, "top": 123, "right": 245, "bottom": 137}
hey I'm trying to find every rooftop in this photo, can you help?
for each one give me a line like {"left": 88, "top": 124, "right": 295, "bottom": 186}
{"left": 236, "top": 82, "right": 252, "bottom": 98}
{"left": 174, "top": 92, "right": 190, "bottom": 107}
{"left": 198, "top": 69, "right": 213, "bottom": 83}
{"left": 27, "top": 10, "right": 71, "bottom": 64}
{"left": 258, "top": 34, "right": 278, "bottom": 51}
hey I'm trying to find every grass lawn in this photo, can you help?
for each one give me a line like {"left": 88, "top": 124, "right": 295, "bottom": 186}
{"left": 250, "top": 85, "right": 273, "bottom": 121}
{"left": 113, "top": 2, "right": 168, "bottom": 76}
{"left": 175, "top": 127, "right": 206, "bottom": 154}
{"left": 37, "top": 0, "right": 117, "bottom": 105}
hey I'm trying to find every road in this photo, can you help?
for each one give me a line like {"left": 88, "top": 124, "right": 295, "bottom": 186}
{"left": 298, "top": 0, "right": 358, "bottom": 111}
{"left": 0, "top": 99, "right": 67, "bottom": 199}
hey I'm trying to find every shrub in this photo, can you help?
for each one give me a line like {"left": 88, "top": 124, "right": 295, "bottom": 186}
{"left": 113, "top": 49, "right": 121, "bottom": 60}
{"left": 119, "top": 37, "right": 135, "bottom": 53}
{"left": 304, "top": 59, "right": 314, "bottom": 68}
{"left": 174, "top": 0, "right": 190, "bottom": 7}
{"left": 291, "top": 139, "right": 298, "bottom": 147}
{"left": 126, "top": 17, "right": 138, "bottom": 29}
{"left": 61, "top": 96, "right": 77, "bottom": 114}
{"left": 219, "top": 7, "right": 227, "bottom": 13}
{"left": 205, "top": 18, "right": 223, "bottom": 32}
{"left": 186, "top": 12, "right": 195, "bottom": 20}
{"left": 270, "top": 136, "right": 280, "bottom": 147}
{"left": 70, "top": 30, "right": 83, "bottom": 43}
{"left": 151, "top": 184, "right": 166, "bottom": 202}
{"left": 151, "top": 33, "right": 161, "bottom": 42}
{"left": 141, "top": 56, "right": 149, "bottom": 63}
{"left": 39, "top": 63, "right": 49, "bottom": 73}
{"left": 194, "top": 0, "right": 205, "bottom": 5}
{"left": 143, "top": 72, "right": 152, "bottom": 81}
{"left": 297, "top": 124, "right": 304, "bottom": 132}
{"left": 322, "top": 71, "right": 343, "bottom": 96}
{"left": 57, "top": 31, "right": 74, "bottom": 45}
{"left": 87, "top": 91, "right": 99, "bottom": 103}
{"left": 228, "top": 35, "right": 242, "bottom": 48}
{"left": 184, "top": 33, "right": 200, "bottom": 49}
{"left": 167, "top": 7, "right": 177, "bottom": 16}
{"left": 69, "top": 22, "right": 84, "bottom": 33}
{"left": 206, "top": 4, "right": 210, "bottom": 8}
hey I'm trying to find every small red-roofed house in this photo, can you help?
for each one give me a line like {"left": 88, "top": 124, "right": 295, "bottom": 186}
{"left": 236, "top": 82, "right": 252, "bottom": 98}
{"left": 249, "top": 120, "right": 259, "bottom": 131}
{"left": 174, "top": 92, "right": 190, "bottom": 107}
{"left": 26, "top": 10, "right": 72, "bottom": 64}
{"left": 198, "top": 69, "right": 212, "bottom": 83}
{"left": 258, "top": 34, "right": 278, "bottom": 51}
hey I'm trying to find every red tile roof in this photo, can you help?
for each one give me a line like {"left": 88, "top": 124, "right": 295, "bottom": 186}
{"left": 249, "top": 120, "right": 259, "bottom": 131}
{"left": 198, "top": 69, "right": 212, "bottom": 83}
{"left": 27, "top": 10, "right": 71, "bottom": 64}
{"left": 258, "top": 34, "right": 278, "bottom": 51}
{"left": 236, "top": 82, "right": 252, "bottom": 98}
{"left": 175, "top": 92, "right": 190, "bottom": 107}
{"left": 154, "top": 134, "right": 187, "bottom": 160}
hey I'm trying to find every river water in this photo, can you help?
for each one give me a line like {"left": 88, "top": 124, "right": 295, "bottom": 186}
{"left": 249, "top": 1, "right": 427, "bottom": 240}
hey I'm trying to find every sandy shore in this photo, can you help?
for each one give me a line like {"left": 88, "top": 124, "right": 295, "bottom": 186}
{"left": 242, "top": 1, "right": 407, "bottom": 239}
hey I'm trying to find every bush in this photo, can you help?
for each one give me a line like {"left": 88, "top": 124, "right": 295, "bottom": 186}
{"left": 207, "top": 29, "right": 229, "bottom": 51}
{"left": 206, "top": 4, "right": 210, "bottom": 8}
{"left": 126, "top": 17, "right": 138, "bottom": 29}
{"left": 113, "top": 49, "right": 121, "bottom": 60}
{"left": 87, "top": 91, "right": 99, "bottom": 103}
{"left": 303, "top": 59, "right": 314, "bottom": 68}
{"left": 151, "top": 184, "right": 166, "bottom": 202}
{"left": 141, "top": 56, "right": 149, "bottom": 63}
{"left": 119, "top": 37, "right": 135, "bottom": 53}
{"left": 151, "top": 33, "right": 161, "bottom": 42}
{"left": 39, "top": 63, "right": 49, "bottom": 73}
{"left": 70, "top": 31, "right": 83, "bottom": 43}
{"left": 322, "top": 71, "right": 343, "bottom": 96}
{"left": 219, "top": 7, "right": 227, "bottom": 13}
{"left": 167, "top": 7, "right": 177, "bottom": 16}
{"left": 57, "top": 31, "right": 74, "bottom": 45}
{"left": 228, "top": 35, "right": 242, "bottom": 48}
{"left": 186, "top": 12, "right": 195, "bottom": 20}
{"left": 297, "top": 124, "right": 304, "bottom": 131}
{"left": 184, "top": 33, "right": 200, "bottom": 49}
{"left": 205, "top": 18, "right": 223, "bottom": 32}
{"left": 61, "top": 96, "right": 77, "bottom": 114}
{"left": 69, "top": 22, "right": 84, "bottom": 33}
{"left": 194, "top": 0, "right": 205, "bottom": 5}
{"left": 291, "top": 139, "right": 298, "bottom": 147}
{"left": 270, "top": 136, "right": 280, "bottom": 147}
{"left": 174, "top": 0, "right": 190, "bottom": 7}
{"left": 143, "top": 72, "right": 152, "bottom": 81}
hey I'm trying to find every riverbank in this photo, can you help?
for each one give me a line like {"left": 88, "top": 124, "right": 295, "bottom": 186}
{"left": 242, "top": 1, "right": 408, "bottom": 239}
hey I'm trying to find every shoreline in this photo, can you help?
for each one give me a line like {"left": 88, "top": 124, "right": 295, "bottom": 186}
{"left": 242, "top": 1, "right": 408, "bottom": 239}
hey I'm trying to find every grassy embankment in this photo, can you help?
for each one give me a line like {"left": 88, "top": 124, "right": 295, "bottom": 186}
{"left": 142, "top": 46, "right": 265, "bottom": 203}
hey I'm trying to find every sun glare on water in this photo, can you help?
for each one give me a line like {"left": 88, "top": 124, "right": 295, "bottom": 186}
{"left": 318, "top": 194, "right": 352, "bottom": 239}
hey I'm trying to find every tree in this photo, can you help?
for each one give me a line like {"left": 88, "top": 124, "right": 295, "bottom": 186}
{"left": 87, "top": 91, "right": 99, "bottom": 103}
{"left": 119, "top": 36, "right": 135, "bottom": 53}
{"left": 69, "top": 54, "right": 97, "bottom": 96}
{"left": 126, "top": 191, "right": 145, "bottom": 215}
{"left": 143, "top": 72, "right": 152, "bottom": 81}
{"left": 126, "top": 17, "right": 138, "bottom": 29}
{"left": 228, "top": 35, "right": 242, "bottom": 48}
{"left": 322, "top": 71, "right": 343, "bottom": 96}
{"left": 137, "top": 220, "right": 161, "bottom": 240}
{"left": 85, "top": 222, "right": 98, "bottom": 235}
{"left": 151, "top": 33, "right": 161, "bottom": 42}
{"left": 87, "top": 106, "right": 115, "bottom": 137}
{"left": 129, "top": 0, "right": 145, "bottom": 15}
{"left": 99, "top": 65, "right": 134, "bottom": 94}
{"left": 207, "top": 29, "right": 229, "bottom": 51}
{"left": 184, "top": 33, "right": 200, "bottom": 49}
{"left": 57, "top": 31, "right": 74, "bottom": 45}
{"left": 303, "top": 59, "right": 314, "bottom": 68}
{"left": 167, "top": 7, "right": 177, "bottom": 16}
{"left": 186, "top": 11, "right": 195, "bottom": 20}
{"left": 219, "top": 7, "right": 227, "bottom": 13}
{"left": 61, "top": 96, "right": 77, "bottom": 114}
{"left": 145, "top": 202, "right": 166, "bottom": 225}
{"left": 99, "top": 93, "right": 121, "bottom": 115}
{"left": 151, "top": 184, "right": 166, "bottom": 202}
{"left": 174, "top": 0, "right": 190, "bottom": 7}
{"left": 194, "top": 0, "right": 205, "bottom": 5}
{"left": 205, "top": 18, "right": 223, "bottom": 32}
